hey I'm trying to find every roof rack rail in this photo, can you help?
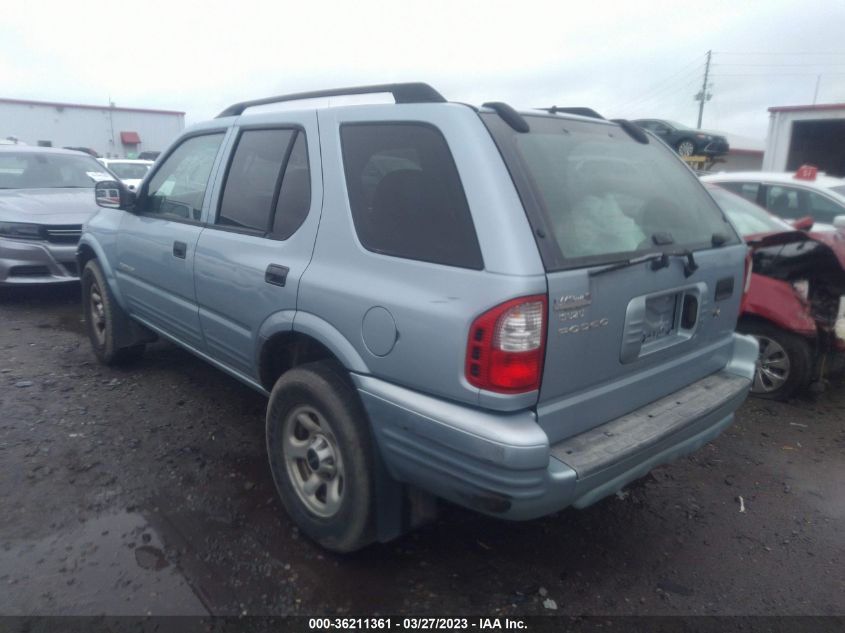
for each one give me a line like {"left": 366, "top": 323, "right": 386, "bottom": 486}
{"left": 216, "top": 82, "right": 446, "bottom": 118}
{"left": 482, "top": 102, "right": 530, "bottom": 133}
{"left": 611, "top": 119, "right": 649, "bottom": 144}
{"left": 538, "top": 106, "right": 605, "bottom": 120}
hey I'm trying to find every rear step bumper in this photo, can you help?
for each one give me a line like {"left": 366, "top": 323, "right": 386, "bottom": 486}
{"left": 353, "top": 333, "right": 757, "bottom": 520}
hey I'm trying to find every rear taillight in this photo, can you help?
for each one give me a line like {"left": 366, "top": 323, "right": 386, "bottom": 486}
{"left": 465, "top": 295, "right": 547, "bottom": 393}
{"left": 743, "top": 250, "right": 753, "bottom": 294}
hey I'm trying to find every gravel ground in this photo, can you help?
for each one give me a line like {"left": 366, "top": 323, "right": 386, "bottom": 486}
{"left": 1, "top": 284, "right": 843, "bottom": 616}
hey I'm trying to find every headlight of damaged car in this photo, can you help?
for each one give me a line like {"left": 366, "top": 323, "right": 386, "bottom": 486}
{"left": 0, "top": 222, "right": 43, "bottom": 240}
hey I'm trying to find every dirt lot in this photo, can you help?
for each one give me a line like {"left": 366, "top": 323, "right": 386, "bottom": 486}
{"left": 1, "top": 285, "right": 844, "bottom": 616}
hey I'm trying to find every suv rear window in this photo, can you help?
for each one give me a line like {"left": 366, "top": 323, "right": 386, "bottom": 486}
{"left": 482, "top": 114, "right": 740, "bottom": 271}
{"left": 340, "top": 123, "right": 483, "bottom": 270}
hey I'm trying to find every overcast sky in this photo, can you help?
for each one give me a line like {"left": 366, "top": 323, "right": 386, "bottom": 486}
{"left": 3, "top": 0, "right": 845, "bottom": 143}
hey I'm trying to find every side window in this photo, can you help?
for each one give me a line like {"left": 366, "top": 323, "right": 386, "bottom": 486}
{"left": 218, "top": 129, "right": 294, "bottom": 231}
{"left": 766, "top": 185, "right": 801, "bottom": 219}
{"left": 272, "top": 132, "right": 311, "bottom": 240}
{"left": 720, "top": 181, "right": 759, "bottom": 204}
{"left": 340, "top": 123, "right": 483, "bottom": 269}
{"left": 144, "top": 133, "right": 224, "bottom": 221}
{"left": 216, "top": 128, "right": 311, "bottom": 239}
{"left": 805, "top": 191, "right": 844, "bottom": 223}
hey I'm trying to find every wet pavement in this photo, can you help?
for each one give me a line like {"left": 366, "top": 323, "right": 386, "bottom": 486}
{"left": 1, "top": 285, "right": 844, "bottom": 616}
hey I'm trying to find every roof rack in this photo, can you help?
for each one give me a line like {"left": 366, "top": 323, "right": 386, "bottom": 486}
{"left": 482, "top": 102, "right": 530, "bottom": 133}
{"left": 538, "top": 106, "right": 605, "bottom": 120}
{"left": 611, "top": 119, "right": 649, "bottom": 144}
{"left": 216, "top": 82, "right": 446, "bottom": 118}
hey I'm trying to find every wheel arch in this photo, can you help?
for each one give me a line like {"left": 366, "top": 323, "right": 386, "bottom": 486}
{"left": 257, "top": 313, "right": 370, "bottom": 391}
{"left": 76, "top": 237, "right": 129, "bottom": 309}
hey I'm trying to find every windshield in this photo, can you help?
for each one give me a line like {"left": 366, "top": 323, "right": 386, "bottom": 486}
{"left": 663, "top": 120, "right": 692, "bottom": 130}
{"left": 481, "top": 113, "right": 739, "bottom": 270}
{"left": 0, "top": 152, "right": 110, "bottom": 189}
{"left": 108, "top": 162, "right": 150, "bottom": 180}
{"left": 707, "top": 185, "right": 794, "bottom": 236}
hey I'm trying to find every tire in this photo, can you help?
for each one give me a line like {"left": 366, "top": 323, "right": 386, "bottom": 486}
{"left": 81, "top": 260, "right": 145, "bottom": 365}
{"left": 266, "top": 361, "right": 376, "bottom": 553}
{"left": 738, "top": 320, "right": 813, "bottom": 400}
{"left": 675, "top": 139, "right": 696, "bottom": 157}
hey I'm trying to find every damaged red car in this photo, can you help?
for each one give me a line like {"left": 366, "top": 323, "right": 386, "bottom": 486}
{"left": 708, "top": 184, "right": 845, "bottom": 399}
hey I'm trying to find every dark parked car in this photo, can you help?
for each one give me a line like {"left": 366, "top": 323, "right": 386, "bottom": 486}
{"left": 707, "top": 184, "right": 845, "bottom": 399}
{"left": 634, "top": 119, "right": 729, "bottom": 157}
{"left": 137, "top": 151, "right": 161, "bottom": 161}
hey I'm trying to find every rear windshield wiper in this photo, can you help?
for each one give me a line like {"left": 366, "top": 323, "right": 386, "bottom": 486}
{"left": 590, "top": 249, "right": 699, "bottom": 278}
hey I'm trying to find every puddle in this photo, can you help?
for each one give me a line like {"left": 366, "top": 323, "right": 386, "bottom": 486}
{"left": 0, "top": 511, "right": 206, "bottom": 615}
{"left": 134, "top": 545, "right": 169, "bottom": 571}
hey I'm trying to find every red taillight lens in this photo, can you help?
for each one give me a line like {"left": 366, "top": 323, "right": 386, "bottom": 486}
{"left": 743, "top": 249, "right": 753, "bottom": 294}
{"left": 465, "top": 295, "right": 547, "bottom": 393}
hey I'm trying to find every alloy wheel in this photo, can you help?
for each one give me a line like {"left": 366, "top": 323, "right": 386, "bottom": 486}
{"left": 752, "top": 335, "right": 790, "bottom": 393}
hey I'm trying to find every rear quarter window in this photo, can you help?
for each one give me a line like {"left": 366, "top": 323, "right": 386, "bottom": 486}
{"left": 340, "top": 123, "right": 483, "bottom": 270}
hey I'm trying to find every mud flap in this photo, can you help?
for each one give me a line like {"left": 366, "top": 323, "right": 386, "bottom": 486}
{"left": 372, "top": 448, "right": 438, "bottom": 543}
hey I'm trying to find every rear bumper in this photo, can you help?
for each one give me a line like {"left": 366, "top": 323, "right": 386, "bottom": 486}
{"left": 354, "top": 333, "right": 757, "bottom": 519}
{"left": 0, "top": 237, "right": 79, "bottom": 285}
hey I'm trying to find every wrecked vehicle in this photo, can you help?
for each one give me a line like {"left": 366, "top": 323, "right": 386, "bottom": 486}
{"left": 708, "top": 184, "right": 845, "bottom": 399}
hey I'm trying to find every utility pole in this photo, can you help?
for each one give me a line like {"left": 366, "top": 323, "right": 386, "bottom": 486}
{"left": 695, "top": 50, "right": 712, "bottom": 129}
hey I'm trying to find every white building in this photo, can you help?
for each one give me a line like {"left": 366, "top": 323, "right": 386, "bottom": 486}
{"left": 762, "top": 103, "right": 845, "bottom": 177}
{"left": 0, "top": 97, "right": 185, "bottom": 158}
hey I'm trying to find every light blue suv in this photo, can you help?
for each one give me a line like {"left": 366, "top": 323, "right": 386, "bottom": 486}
{"left": 78, "top": 83, "right": 757, "bottom": 552}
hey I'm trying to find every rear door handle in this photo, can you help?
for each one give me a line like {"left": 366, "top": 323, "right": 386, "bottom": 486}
{"left": 173, "top": 241, "right": 187, "bottom": 259}
{"left": 265, "top": 264, "right": 289, "bottom": 287}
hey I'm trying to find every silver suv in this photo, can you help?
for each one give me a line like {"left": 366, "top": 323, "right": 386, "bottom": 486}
{"left": 78, "top": 83, "right": 757, "bottom": 552}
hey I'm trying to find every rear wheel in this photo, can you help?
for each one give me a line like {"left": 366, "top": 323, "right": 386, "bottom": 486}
{"left": 675, "top": 139, "right": 696, "bottom": 157}
{"left": 738, "top": 320, "right": 812, "bottom": 400}
{"left": 82, "top": 260, "right": 145, "bottom": 365}
{"left": 266, "top": 361, "right": 376, "bottom": 552}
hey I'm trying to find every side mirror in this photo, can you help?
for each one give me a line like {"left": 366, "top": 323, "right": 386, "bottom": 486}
{"left": 790, "top": 215, "right": 814, "bottom": 232}
{"left": 833, "top": 215, "right": 845, "bottom": 230}
{"left": 94, "top": 180, "right": 136, "bottom": 211}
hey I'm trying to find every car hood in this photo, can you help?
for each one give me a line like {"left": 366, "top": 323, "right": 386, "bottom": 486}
{"left": 0, "top": 188, "right": 101, "bottom": 225}
{"left": 745, "top": 229, "right": 812, "bottom": 249}
{"left": 808, "top": 227, "right": 845, "bottom": 270}
{"left": 747, "top": 227, "right": 845, "bottom": 289}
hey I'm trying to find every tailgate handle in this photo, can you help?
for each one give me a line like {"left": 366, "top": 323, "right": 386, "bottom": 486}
{"left": 172, "top": 241, "right": 187, "bottom": 259}
{"left": 265, "top": 264, "right": 289, "bottom": 287}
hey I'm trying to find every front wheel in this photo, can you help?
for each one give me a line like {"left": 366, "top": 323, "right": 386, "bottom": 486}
{"left": 266, "top": 361, "right": 376, "bottom": 552}
{"left": 82, "top": 260, "right": 145, "bottom": 365}
{"left": 738, "top": 320, "right": 813, "bottom": 400}
{"left": 675, "top": 139, "right": 696, "bottom": 157}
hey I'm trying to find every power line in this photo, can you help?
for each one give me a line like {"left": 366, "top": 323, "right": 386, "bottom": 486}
{"left": 713, "top": 62, "right": 845, "bottom": 68}
{"left": 609, "top": 55, "right": 706, "bottom": 111}
{"left": 713, "top": 51, "right": 845, "bottom": 56}
{"left": 711, "top": 72, "right": 845, "bottom": 77}
{"left": 614, "top": 76, "right": 703, "bottom": 115}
